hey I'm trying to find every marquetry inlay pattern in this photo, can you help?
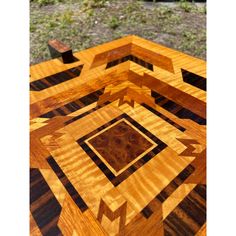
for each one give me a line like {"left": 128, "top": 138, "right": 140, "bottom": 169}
{"left": 87, "top": 119, "right": 154, "bottom": 173}
{"left": 30, "top": 35, "right": 206, "bottom": 236}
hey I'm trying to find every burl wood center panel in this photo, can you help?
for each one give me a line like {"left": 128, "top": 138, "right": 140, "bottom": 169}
{"left": 88, "top": 120, "right": 153, "bottom": 173}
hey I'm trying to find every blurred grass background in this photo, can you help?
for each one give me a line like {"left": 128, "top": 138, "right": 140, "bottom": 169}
{"left": 30, "top": 0, "right": 206, "bottom": 65}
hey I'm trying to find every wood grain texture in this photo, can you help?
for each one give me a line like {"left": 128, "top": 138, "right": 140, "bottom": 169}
{"left": 88, "top": 120, "right": 154, "bottom": 173}
{"left": 30, "top": 35, "right": 206, "bottom": 236}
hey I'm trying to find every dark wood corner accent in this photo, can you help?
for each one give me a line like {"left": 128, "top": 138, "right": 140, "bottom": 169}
{"left": 48, "top": 39, "right": 76, "bottom": 64}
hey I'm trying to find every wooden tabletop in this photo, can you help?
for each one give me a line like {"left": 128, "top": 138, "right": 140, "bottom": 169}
{"left": 30, "top": 35, "right": 206, "bottom": 236}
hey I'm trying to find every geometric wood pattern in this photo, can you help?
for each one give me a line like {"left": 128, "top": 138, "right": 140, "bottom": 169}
{"left": 86, "top": 120, "right": 154, "bottom": 173}
{"left": 30, "top": 35, "right": 206, "bottom": 236}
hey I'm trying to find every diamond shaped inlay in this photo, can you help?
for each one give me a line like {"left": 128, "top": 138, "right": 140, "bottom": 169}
{"left": 87, "top": 120, "right": 154, "bottom": 173}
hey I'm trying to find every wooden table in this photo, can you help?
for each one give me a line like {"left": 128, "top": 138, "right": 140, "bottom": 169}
{"left": 30, "top": 35, "right": 206, "bottom": 236}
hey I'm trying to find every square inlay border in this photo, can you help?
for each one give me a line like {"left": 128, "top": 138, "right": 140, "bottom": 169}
{"left": 85, "top": 118, "right": 157, "bottom": 176}
{"left": 77, "top": 113, "right": 167, "bottom": 186}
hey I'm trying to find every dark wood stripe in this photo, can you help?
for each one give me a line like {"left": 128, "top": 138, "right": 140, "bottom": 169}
{"left": 77, "top": 113, "right": 167, "bottom": 186}
{"left": 47, "top": 156, "right": 88, "bottom": 212}
{"left": 31, "top": 80, "right": 48, "bottom": 91}
{"left": 142, "top": 103, "right": 186, "bottom": 132}
{"left": 141, "top": 206, "right": 153, "bottom": 219}
{"left": 138, "top": 164, "right": 195, "bottom": 221}
{"left": 30, "top": 65, "right": 83, "bottom": 91}
{"left": 44, "top": 226, "right": 62, "bottom": 236}
{"left": 64, "top": 102, "right": 79, "bottom": 112}
{"left": 40, "top": 88, "right": 104, "bottom": 119}
{"left": 181, "top": 69, "right": 206, "bottom": 91}
{"left": 106, "top": 54, "right": 153, "bottom": 71}
{"left": 175, "top": 108, "right": 206, "bottom": 125}
{"left": 40, "top": 111, "right": 56, "bottom": 119}
{"left": 164, "top": 211, "right": 195, "bottom": 236}
{"left": 79, "top": 89, "right": 103, "bottom": 105}
{"left": 162, "top": 100, "right": 182, "bottom": 113}
{"left": 194, "top": 184, "right": 206, "bottom": 199}
{"left": 55, "top": 108, "right": 66, "bottom": 116}
{"left": 156, "top": 164, "right": 195, "bottom": 203}
{"left": 163, "top": 184, "right": 206, "bottom": 236}
{"left": 30, "top": 168, "right": 62, "bottom": 236}
{"left": 151, "top": 91, "right": 206, "bottom": 125}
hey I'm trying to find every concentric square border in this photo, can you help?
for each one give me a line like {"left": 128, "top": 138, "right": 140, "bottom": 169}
{"left": 85, "top": 118, "right": 157, "bottom": 176}
{"left": 77, "top": 113, "right": 167, "bottom": 186}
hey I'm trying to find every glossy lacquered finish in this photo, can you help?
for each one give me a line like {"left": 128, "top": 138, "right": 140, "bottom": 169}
{"left": 30, "top": 35, "right": 206, "bottom": 236}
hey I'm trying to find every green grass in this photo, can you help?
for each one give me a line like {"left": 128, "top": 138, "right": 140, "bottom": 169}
{"left": 178, "top": 29, "right": 206, "bottom": 56}
{"left": 30, "top": 0, "right": 206, "bottom": 64}
{"left": 108, "top": 16, "right": 121, "bottom": 30}
{"left": 154, "top": 6, "right": 174, "bottom": 18}
{"left": 179, "top": 0, "right": 192, "bottom": 12}
{"left": 31, "top": 0, "right": 64, "bottom": 7}
{"left": 60, "top": 10, "right": 74, "bottom": 28}
{"left": 82, "top": 0, "right": 107, "bottom": 8}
